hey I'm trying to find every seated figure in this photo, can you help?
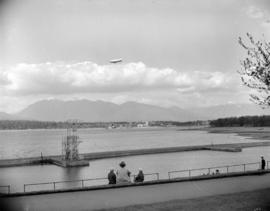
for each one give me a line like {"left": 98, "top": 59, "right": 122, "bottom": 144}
{"left": 134, "top": 168, "right": 144, "bottom": 183}
{"left": 108, "top": 167, "right": 116, "bottom": 184}
{"left": 116, "top": 161, "right": 131, "bottom": 184}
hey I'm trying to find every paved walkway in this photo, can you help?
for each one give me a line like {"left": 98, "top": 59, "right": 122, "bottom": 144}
{"left": 3, "top": 173, "right": 270, "bottom": 211}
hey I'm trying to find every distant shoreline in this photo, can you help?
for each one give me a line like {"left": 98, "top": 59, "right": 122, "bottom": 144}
{"left": 0, "top": 120, "right": 207, "bottom": 130}
{"left": 182, "top": 126, "right": 270, "bottom": 141}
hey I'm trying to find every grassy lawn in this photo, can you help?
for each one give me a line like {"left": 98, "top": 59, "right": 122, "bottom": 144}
{"left": 96, "top": 188, "right": 270, "bottom": 211}
{"left": 186, "top": 126, "right": 270, "bottom": 140}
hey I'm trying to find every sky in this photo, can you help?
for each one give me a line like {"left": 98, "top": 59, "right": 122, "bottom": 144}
{"left": 0, "top": 0, "right": 270, "bottom": 113}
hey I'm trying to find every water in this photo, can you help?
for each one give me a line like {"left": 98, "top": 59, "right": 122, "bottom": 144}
{"left": 1, "top": 147, "right": 270, "bottom": 193}
{"left": 0, "top": 127, "right": 269, "bottom": 193}
{"left": 0, "top": 127, "right": 259, "bottom": 159}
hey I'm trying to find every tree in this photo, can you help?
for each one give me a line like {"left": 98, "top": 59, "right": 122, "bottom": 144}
{"left": 238, "top": 33, "right": 270, "bottom": 106}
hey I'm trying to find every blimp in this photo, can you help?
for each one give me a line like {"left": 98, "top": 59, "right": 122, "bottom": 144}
{"left": 110, "top": 58, "right": 122, "bottom": 64}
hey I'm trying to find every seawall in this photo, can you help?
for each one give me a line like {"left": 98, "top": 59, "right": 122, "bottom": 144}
{"left": 3, "top": 169, "right": 269, "bottom": 197}
{"left": 0, "top": 141, "right": 269, "bottom": 168}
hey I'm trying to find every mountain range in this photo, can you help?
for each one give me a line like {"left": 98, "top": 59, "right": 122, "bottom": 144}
{"left": 1, "top": 99, "right": 270, "bottom": 122}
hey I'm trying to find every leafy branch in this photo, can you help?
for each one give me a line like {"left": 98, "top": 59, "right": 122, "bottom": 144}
{"left": 238, "top": 33, "right": 270, "bottom": 106}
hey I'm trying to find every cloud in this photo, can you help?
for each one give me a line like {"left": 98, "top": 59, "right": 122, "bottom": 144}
{"left": 0, "top": 71, "right": 10, "bottom": 86}
{"left": 246, "top": 5, "right": 265, "bottom": 19}
{"left": 0, "top": 61, "right": 238, "bottom": 96}
{"left": 262, "top": 19, "right": 270, "bottom": 27}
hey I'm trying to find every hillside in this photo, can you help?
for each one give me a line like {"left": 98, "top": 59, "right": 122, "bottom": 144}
{"left": 1, "top": 100, "right": 270, "bottom": 122}
{"left": 15, "top": 100, "right": 201, "bottom": 122}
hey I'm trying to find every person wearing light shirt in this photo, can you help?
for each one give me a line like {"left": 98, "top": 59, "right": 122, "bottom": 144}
{"left": 116, "top": 161, "right": 131, "bottom": 184}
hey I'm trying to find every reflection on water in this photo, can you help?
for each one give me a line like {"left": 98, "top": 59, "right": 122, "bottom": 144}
{"left": 61, "top": 168, "right": 84, "bottom": 181}
{"left": 0, "top": 128, "right": 269, "bottom": 193}
{"left": 1, "top": 146, "right": 270, "bottom": 193}
{"left": 0, "top": 127, "right": 260, "bottom": 159}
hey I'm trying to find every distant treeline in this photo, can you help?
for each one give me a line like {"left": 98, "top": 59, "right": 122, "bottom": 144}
{"left": 0, "top": 120, "right": 69, "bottom": 130}
{"left": 0, "top": 120, "right": 208, "bottom": 130}
{"left": 0, "top": 120, "right": 123, "bottom": 130}
{"left": 150, "top": 120, "right": 208, "bottom": 127}
{"left": 210, "top": 115, "right": 270, "bottom": 127}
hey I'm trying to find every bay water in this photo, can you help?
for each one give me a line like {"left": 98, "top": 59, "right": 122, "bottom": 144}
{"left": 0, "top": 127, "right": 269, "bottom": 193}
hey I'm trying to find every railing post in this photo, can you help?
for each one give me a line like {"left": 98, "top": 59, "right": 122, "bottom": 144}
{"left": 16, "top": 162, "right": 268, "bottom": 194}
{"left": 8, "top": 185, "right": 10, "bottom": 194}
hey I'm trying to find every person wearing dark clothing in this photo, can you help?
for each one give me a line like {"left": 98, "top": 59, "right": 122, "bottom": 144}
{"left": 108, "top": 168, "right": 116, "bottom": 184}
{"left": 134, "top": 168, "right": 144, "bottom": 183}
{"left": 261, "top": 156, "right": 266, "bottom": 170}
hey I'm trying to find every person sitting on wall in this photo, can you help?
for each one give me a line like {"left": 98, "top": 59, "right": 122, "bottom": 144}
{"left": 116, "top": 161, "right": 131, "bottom": 184}
{"left": 215, "top": 169, "right": 220, "bottom": 174}
{"left": 261, "top": 156, "right": 266, "bottom": 170}
{"left": 134, "top": 168, "right": 144, "bottom": 183}
{"left": 108, "top": 167, "right": 116, "bottom": 184}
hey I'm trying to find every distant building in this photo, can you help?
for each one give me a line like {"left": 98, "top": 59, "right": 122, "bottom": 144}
{"left": 137, "top": 123, "right": 144, "bottom": 128}
{"left": 137, "top": 121, "right": 149, "bottom": 128}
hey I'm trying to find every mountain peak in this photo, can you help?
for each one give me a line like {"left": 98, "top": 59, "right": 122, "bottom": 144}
{"left": 2, "top": 99, "right": 270, "bottom": 122}
{"left": 15, "top": 99, "right": 200, "bottom": 122}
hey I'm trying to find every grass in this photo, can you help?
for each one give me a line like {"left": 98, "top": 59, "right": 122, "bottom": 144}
{"left": 184, "top": 126, "right": 270, "bottom": 141}
{"left": 206, "top": 127, "right": 270, "bottom": 141}
{"left": 95, "top": 188, "right": 270, "bottom": 211}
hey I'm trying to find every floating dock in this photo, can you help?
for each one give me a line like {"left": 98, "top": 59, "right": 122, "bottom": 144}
{"left": 0, "top": 141, "right": 269, "bottom": 168}
{"left": 50, "top": 158, "right": 89, "bottom": 167}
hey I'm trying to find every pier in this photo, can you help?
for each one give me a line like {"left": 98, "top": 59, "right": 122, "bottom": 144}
{"left": 0, "top": 141, "right": 269, "bottom": 168}
{"left": 2, "top": 162, "right": 270, "bottom": 211}
{"left": 1, "top": 160, "right": 269, "bottom": 195}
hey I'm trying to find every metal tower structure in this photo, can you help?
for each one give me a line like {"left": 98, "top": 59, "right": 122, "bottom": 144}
{"left": 62, "top": 120, "right": 82, "bottom": 161}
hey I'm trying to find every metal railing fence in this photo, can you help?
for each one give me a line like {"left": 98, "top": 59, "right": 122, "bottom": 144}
{"left": 168, "top": 162, "right": 261, "bottom": 179}
{"left": 23, "top": 172, "right": 159, "bottom": 193}
{"left": 3, "top": 160, "right": 269, "bottom": 194}
{"left": 0, "top": 185, "right": 10, "bottom": 194}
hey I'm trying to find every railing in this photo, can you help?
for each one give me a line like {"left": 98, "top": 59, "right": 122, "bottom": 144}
{"left": 4, "top": 161, "right": 269, "bottom": 194}
{"left": 0, "top": 185, "right": 10, "bottom": 194}
{"left": 24, "top": 177, "right": 107, "bottom": 192}
{"left": 168, "top": 162, "right": 261, "bottom": 179}
{"left": 23, "top": 172, "right": 159, "bottom": 193}
{"left": 131, "top": 173, "right": 159, "bottom": 181}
